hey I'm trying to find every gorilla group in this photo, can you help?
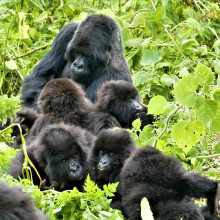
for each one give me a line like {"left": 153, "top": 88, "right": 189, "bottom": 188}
{"left": 6, "top": 13, "right": 219, "bottom": 220}
{"left": 15, "top": 78, "right": 153, "bottom": 137}
{"left": 21, "top": 14, "right": 132, "bottom": 109}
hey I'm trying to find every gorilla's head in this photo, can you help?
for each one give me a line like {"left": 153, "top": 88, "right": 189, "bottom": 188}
{"left": 64, "top": 15, "right": 122, "bottom": 86}
{"left": 96, "top": 80, "right": 144, "bottom": 128}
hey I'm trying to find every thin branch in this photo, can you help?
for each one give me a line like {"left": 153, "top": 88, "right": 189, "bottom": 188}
{"left": 151, "top": 0, "right": 156, "bottom": 11}
{"left": 153, "top": 105, "right": 182, "bottom": 148}
{"left": 164, "top": 27, "right": 195, "bottom": 71}
{"left": 188, "top": 154, "right": 220, "bottom": 160}
{"left": 13, "top": 43, "right": 52, "bottom": 60}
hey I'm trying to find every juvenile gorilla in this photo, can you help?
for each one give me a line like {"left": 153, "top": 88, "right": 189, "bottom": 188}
{"left": 21, "top": 14, "right": 132, "bottom": 109}
{"left": 25, "top": 78, "right": 93, "bottom": 136}
{"left": 120, "top": 146, "right": 220, "bottom": 220}
{"left": 0, "top": 181, "right": 48, "bottom": 220}
{"left": 8, "top": 124, "right": 94, "bottom": 191}
{"left": 87, "top": 129, "right": 136, "bottom": 188}
{"left": 85, "top": 80, "right": 154, "bottom": 133}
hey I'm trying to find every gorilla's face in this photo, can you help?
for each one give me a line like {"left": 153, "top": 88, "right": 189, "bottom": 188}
{"left": 64, "top": 15, "right": 114, "bottom": 87}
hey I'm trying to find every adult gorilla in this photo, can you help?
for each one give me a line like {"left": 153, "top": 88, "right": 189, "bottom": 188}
{"left": 22, "top": 14, "right": 132, "bottom": 109}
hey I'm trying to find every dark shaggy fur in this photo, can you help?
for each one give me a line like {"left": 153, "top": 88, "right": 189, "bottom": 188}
{"left": 87, "top": 129, "right": 136, "bottom": 209}
{"left": 21, "top": 14, "right": 132, "bottom": 109}
{"left": 87, "top": 128, "right": 136, "bottom": 187}
{"left": 120, "top": 146, "right": 219, "bottom": 220}
{"left": 0, "top": 181, "right": 48, "bottom": 220}
{"left": 84, "top": 80, "right": 154, "bottom": 134}
{"left": 8, "top": 124, "right": 94, "bottom": 191}
{"left": 28, "top": 78, "right": 94, "bottom": 136}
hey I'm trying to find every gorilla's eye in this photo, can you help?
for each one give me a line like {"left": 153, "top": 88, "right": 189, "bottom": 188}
{"left": 72, "top": 154, "right": 77, "bottom": 158}
{"left": 62, "top": 160, "right": 66, "bottom": 163}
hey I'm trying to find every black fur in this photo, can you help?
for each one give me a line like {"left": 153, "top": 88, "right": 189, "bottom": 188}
{"left": 21, "top": 14, "right": 132, "bottom": 109}
{"left": 120, "top": 146, "right": 219, "bottom": 220}
{"left": 8, "top": 124, "right": 94, "bottom": 191}
{"left": 28, "top": 78, "right": 93, "bottom": 136}
{"left": 84, "top": 80, "right": 154, "bottom": 133}
{"left": 87, "top": 129, "right": 136, "bottom": 209}
{"left": 0, "top": 181, "right": 48, "bottom": 220}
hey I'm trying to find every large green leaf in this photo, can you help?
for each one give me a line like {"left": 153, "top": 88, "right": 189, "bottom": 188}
{"left": 140, "top": 49, "right": 162, "bottom": 66}
{"left": 173, "top": 75, "right": 198, "bottom": 107}
{"left": 195, "top": 63, "right": 214, "bottom": 86}
{"left": 148, "top": 95, "right": 168, "bottom": 115}
{"left": 171, "top": 120, "right": 205, "bottom": 153}
{"left": 195, "top": 97, "right": 218, "bottom": 123}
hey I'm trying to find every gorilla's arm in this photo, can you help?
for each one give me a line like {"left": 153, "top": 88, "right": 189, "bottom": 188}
{"left": 21, "top": 22, "right": 79, "bottom": 109}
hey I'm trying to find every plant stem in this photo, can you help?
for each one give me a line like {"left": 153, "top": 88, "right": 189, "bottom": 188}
{"left": 13, "top": 43, "right": 52, "bottom": 60}
{"left": 153, "top": 105, "right": 182, "bottom": 148}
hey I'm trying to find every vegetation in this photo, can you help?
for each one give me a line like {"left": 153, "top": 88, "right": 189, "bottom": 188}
{"left": 0, "top": 0, "right": 219, "bottom": 219}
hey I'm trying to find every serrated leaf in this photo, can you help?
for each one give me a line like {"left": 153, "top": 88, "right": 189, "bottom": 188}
{"left": 214, "top": 142, "right": 220, "bottom": 154}
{"left": 148, "top": 96, "right": 168, "bottom": 115}
{"left": 195, "top": 97, "right": 218, "bottom": 123}
{"left": 35, "top": 11, "right": 48, "bottom": 23}
{"left": 213, "top": 89, "right": 220, "bottom": 102}
{"left": 5, "top": 60, "right": 17, "bottom": 70}
{"left": 213, "top": 60, "right": 220, "bottom": 74}
{"left": 179, "top": 67, "right": 190, "bottom": 77}
{"left": 133, "top": 71, "right": 150, "bottom": 86}
{"left": 161, "top": 74, "right": 175, "bottom": 87}
{"left": 195, "top": 63, "right": 214, "bottom": 86}
{"left": 111, "top": 0, "right": 119, "bottom": 12}
{"left": 140, "top": 49, "right": 162, "bottom": 66}
{"left": 141, "top": 197, "right": 154, "bottom": 220}
{"left": 173, "top": 75, "right": 198, "bottom": 107}
{"left": 131, "top": 12, "right": 145, "bottom": 26}
{"left": 210, "top": 113, "right": 220, "bottom": 133}
{"left": 132, "top": 118, "right": 141, "bottom": 130}
{"left": 201, "top": 85, "right": 210, "bottom": 96}
{"left": 171, "top": 120, "right": 205, "bottom": 153}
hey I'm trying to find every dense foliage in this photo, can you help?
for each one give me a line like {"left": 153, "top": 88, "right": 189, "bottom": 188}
{"left": 0, "top": 0, "right": 219, "bottom": 219}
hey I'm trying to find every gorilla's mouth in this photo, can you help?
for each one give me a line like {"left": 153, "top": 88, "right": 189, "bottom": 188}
{"left": 68, "top": 167, "right": 83, "bottom": 180}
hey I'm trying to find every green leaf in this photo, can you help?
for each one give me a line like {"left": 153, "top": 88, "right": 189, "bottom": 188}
{"left": 97, "top": 9, "right": 115, "bottom": 18}
{"left": 201, "top": 85, "right": 210, "bottom": 96}
{"left": 111, "top": 0, "right": 119, "bottom": 12}
{"left": 148, "top": 95, "right": 168, "bottom": 115}
{"left": 195, "top": 63, "right": 214, "bottom": 86}
{"left": 34, "top": 11, "right": 48, "bottom": 23}
{"left": 160, "top": 74, "right": 176, "bottom": 87}
{"left": 5, "top": 60, "right": 17, "bottom": 70}
{"left": 214, "top": 142, "right": 220, "bottom": 154}
{"left": 140, "top": 49, "right": 162, "bottom": 66}
{"left": 141, "top": 197, "right": 154, "bottom": 220}
{"left": 173, "top": 75, "right": 198, "bottom": 107}
{"left": 213, "top": 89, "right": 220, "bottom": 102}
{"left": 210, "top": 113, "right": 220, "bottom": 133}
{"left": 132, "top": 118, "right": 141, "bottom": 131}
{"left": 171, "top": 120, "right": 205, "bottom": 153}
{"left": 213, "top": 60, "right": 220, "bottom": 74}
{"left": 133, "top": 71, "right": 150, "bottom": 86}
{"left": 195, "top": 97, "right": 218, "bottom": 123}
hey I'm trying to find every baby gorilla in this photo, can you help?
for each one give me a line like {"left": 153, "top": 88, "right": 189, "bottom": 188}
{"left": 87, "top": 129, "right": 136, "bottom": 187}
{"left": 29, "top": 78, "right": 94, "bottom": 136}
{"left": 85, "top": 80, "right": 154, "bottom": 134}
{"left": 0, "top": 181, "right": 48, "bottom": 220}
{"left": 9, "top": 124, "right": 94, "bottom": 191}
{"left": 87, "top": 129, "right": 136, "bottom": 209}
{"left": 120, "top": 146, "right": 220, "bottom": 220}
